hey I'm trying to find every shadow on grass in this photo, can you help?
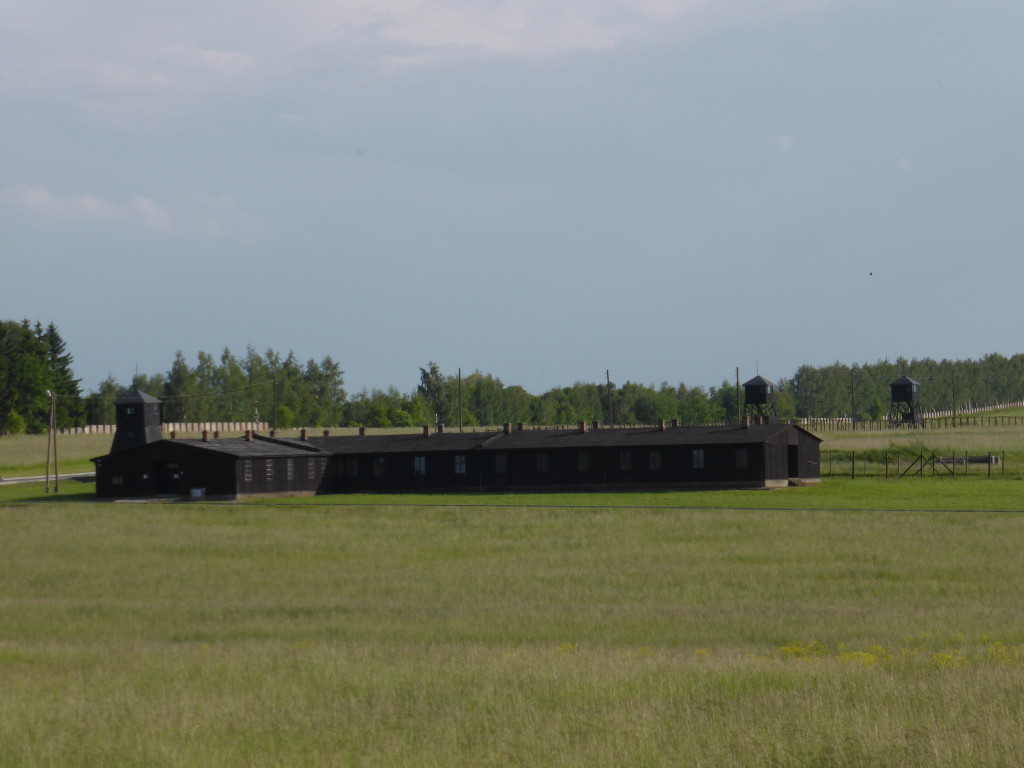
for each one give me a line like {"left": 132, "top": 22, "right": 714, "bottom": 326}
{"left": 0, "top": 483, "right": 97, "bottom": 504}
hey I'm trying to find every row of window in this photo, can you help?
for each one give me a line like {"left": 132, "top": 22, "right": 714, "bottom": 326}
{"left": 330, "top": 448, "right": 746, "bottom": 478}
{"left": 242, "top": 457, "right": 328, "bottom": 484}
{"left": 117, "top": 448, "right": 750, "bottom": 488}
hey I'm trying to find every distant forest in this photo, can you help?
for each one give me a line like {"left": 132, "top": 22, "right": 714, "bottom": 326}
{"left": 3, "top": 319, "right": 1024, "bottom": 434}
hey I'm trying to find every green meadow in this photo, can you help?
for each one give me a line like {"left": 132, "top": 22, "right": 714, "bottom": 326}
{"left": 4, "top": 429, "right": 1024, "bottom": 766}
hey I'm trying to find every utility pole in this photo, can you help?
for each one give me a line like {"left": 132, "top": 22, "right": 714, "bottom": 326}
{"left": 606, "top": 370, "right": 613, "bottom": 426}
{"left": 850, "top": 369, "right": 856, "bottom": 431}
{"left": 45, "top": 390, "right": 52, "bottom": 494}
{"left": 45, "top": 390, "right": 58, "bottom": 493}
{"left": 736, "top": 367, "right": 741, "bottom": 425}
{"left": 53, "top": 393, "right": 59, "bottom": 492}
{"left": 458, "top": 368, "right": 463, "bottom": 432}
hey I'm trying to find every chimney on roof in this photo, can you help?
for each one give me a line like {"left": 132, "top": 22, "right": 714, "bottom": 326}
{"left": 503, "top": 423, "right": 512, "bottom": 435}
{"left": 269, "top": 430, "right": 276, "bottom": 438}
{"left": 170, "top": 430, "right": 176, "bottom": 440}
{"left": 437, "top": 423, "right": 445, "bottom": 434}
{"left": 300, "top": 428, "right": 308, "bottom": 441}
{"left": 213, "top": 430, "right": 220, "bottom": 439}
{"left": 324, "top": 429, "right": 332, "bottom": 437}
{"left": 516, "top": 423, "right": 525, "bottom": 431}
{"left": 658, "top": 419, "right": 666, "bottom": 431}
{"left": 357, "top": 427, "right": 365, "bottom": 436}
{"left": 743, "top": 416, "right": 751, "bottom": 429}
{"left": 245, "top": 430, "right": 253, "bottom": 442}
{"left": 578, "top": 421, "right": 587, "bottom": 434}
{"left": 202, "top": 429, "right": 209, "bottom": 443}
{"left": 671, "top": 419, "right": 680, "bottom": 428}
{"left": 591, "top": 420, "right": 600, "bottom": 430}
{"left": 423, "top": 425, "right": 432, "bottom": 437}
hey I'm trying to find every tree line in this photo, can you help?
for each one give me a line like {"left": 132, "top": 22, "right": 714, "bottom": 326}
{"left": 0, "top": 320, "right": 83, "bottom": 434}
{"left": 84, "top": 353, "right": 745, "bottom": 429}
{"left": 789, "top": 354, "right": 1024, "bottom": 419}
{"left": 5, "top": 319, "right": 1024, "bottom": 434}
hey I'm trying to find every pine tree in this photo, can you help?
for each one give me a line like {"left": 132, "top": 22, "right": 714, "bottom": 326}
{"left": 41, "top": 322, "right": 85, "bottom": 428}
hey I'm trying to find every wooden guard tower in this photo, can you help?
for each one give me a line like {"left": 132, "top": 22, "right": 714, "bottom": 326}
{"left": 110, "top": 390, "right": 163, "bottom": 453}
{"left": 888, "top": 375, "right": 922, "bottom": 428}
{"left": 743, "top": 375, "right": 777, "bottom": 423}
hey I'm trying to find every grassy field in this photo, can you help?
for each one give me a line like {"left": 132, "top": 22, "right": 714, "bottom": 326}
{"left": 4, "top": 486, "right": 1024, "bottom": 765}
{"left": 4, "top": 427, "right": 1024, "bottom": 766}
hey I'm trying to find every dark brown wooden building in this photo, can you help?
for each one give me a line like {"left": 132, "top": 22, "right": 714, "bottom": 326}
{"left": 93, "top": 397, "right": 821, "bottom": 499}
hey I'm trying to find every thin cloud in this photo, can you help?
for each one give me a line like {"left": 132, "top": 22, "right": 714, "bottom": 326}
{"left": 897, "top": 157, "right": 912, "bottom": 172}
{"left": 130, "top": 196, "right": 173, "bottom": 232}
{"left": 778, "top": 134, "right": 796, "bottom": 152}
{"left": 4, "top": 184, "right": 172, "bottom": 231}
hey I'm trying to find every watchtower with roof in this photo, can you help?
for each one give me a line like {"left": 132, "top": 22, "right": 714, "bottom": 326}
{"left": 743, "top": 375, "right": 777, "bottom": 423}
{"left": 110, "top": 390, "right": 163, "bottom": 453}
{"left": 888, "top": 375, "right": 921, "bottom": 427}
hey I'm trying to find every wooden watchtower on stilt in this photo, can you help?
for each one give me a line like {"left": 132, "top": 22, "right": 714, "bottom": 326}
{"left": 888, "top": 375, "right": 921, "bottom": 428}
{"left": 743, "top": 375, "right": 777, "bottom": 424}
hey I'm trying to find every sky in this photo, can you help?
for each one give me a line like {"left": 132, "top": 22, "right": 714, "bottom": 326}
{"left": 3, "top": 0, "right": 1023, "bottom": 396}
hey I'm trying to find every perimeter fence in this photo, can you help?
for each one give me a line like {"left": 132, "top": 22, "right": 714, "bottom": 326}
{"left": 822, "top": 450, "right": 1009, "bottom": 479}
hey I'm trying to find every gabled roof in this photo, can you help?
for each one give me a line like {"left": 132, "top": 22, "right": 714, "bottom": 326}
{"left": 115, "top": 389, "right": 162, "bottom": 405}
{"left": 93, "top": 423, "right": 822, "bottom": 465}
{"left": 181, "top": 436, "right": 324, "bottom": 457}
{"left": 273, "top": 423, "right": 820, "bottom": 455}
{"left": 93, "top": 435, "right": 324, "bottom": 463}
{"left": 283, "top": 431, "right": 497, "bottom": 455}
{"left": 743, "top": 375, "right": 775, "bottom": 388}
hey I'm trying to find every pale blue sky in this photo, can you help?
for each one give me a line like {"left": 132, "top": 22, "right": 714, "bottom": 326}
{"left": 3, "top": 0, "right": 1021, "bottom": 394}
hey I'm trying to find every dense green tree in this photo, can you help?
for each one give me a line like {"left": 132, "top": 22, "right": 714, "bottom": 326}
{"left": 0, "top": 319, "right": 84, "bottom": 432}
{"left": 86, "top": 375, "right": 123, "bottom": 425}
{"left": 418, "top": 362, "right": 458, "bottom": 427}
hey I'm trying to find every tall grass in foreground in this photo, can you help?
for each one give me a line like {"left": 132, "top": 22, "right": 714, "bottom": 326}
{"left": 4, "top": 503, "right": 1024, "bottom": 766}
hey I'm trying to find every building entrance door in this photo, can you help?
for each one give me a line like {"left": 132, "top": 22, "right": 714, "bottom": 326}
{"left": 156, "top": 462, "right": 183, "bottom": 495}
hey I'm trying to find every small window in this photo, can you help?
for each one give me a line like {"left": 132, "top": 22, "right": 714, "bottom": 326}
{"left": 265, "top": 459, "right": 274, "bottom": 480}
{"left": 620, "top": 450, "right": 633, "bottom": 471}
{"left": 414, "top": 456, "right": 426, "bottom": 476}
{"left": 286, "top": 459, "right": 295, "bottom": 481}
{"left": 649, "top": 450, "right": 662, "bottom": 470}
{"left": 494, "top": 454, "right": 508, "bottom": 474}
{"left": 578, "top": 451, "right": 591, "bottom": 472}
{"left": 373, "top": 457, "right": 386, "bottom": 477}
{"left": 111, "top": 476, "right": 124, "bottom": 486}
{"left": 319, "top": 457, "right": 329, "bottom": 474}
{"left": 126, "top": 407, "right": 134, "bottom": 416}
{"left": 735, "top": 448, "right": 748, "bottom": 469}
{"left": 454, "top": 455, "right": 467, "bottom": 475}
{"left": 307, "top": 458, "right": 316, "bottom": 480}
{"left": 536, "top": 452, "right": 549, "bottom": 473}
{"left": 243, "top": 460, "right": 253, "bottom": 482}
{"left": 692, "top": 449, "right": 705, "bottom": 470}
